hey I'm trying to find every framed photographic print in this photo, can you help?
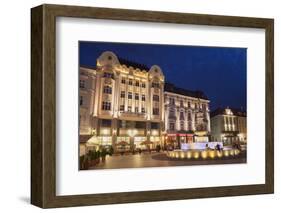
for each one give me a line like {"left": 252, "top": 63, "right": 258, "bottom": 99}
{"left": 31, "top": 4, "right": 274, "bottom": 208}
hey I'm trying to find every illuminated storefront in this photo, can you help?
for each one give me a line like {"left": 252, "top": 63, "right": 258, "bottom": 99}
{"left": 194, "top": 131, "right": 209, "bottom": 142}
{"left": 164, "top": 83, "right": 211, "bottom": 146}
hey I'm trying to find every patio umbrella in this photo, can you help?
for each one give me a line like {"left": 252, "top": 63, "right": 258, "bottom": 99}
{"left": 140, "top": 141, "right": 153, "bottom": 145}
{"left": 117, "top": 141, "right": 129, "bottom": 146}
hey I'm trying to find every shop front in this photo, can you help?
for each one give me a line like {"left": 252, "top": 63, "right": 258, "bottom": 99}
{"left": 166, "top": 134, "right": 178, "bottom": 149}
{"left": 150, "top": 136, "right": 160, "bottom": 149}
{"left": 194, "top": 131, "right": 209, "bottom": 142}
{"left": 134, "top": 136, "right": 147, "bottom": 150}
{"left": 178, "top": 134, "right": 187, "bottom": 144}
{"left": 221, "top": 130, "right": 239, "bottom": 145}
{"left": 222, "top": 132, "right": 239, "bottom": 145}
{"left": 116, "top": 136, "right": 130, "bottom": 152}
{"left": 177, "top": 133, "right": 195, "bottom": 148}
{"left": 186, "top": 134, "right": 194, "bottom": 143}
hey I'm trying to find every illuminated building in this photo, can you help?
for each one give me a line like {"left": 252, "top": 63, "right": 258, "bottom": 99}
{"left": 79, "top": 51, "right": 212, "bottom": 154}
{"left": 79, "top": 51, "right": 165, "bottom": 153}
{"left": 210, "top": 107, "right": 247, "bottom": 144}
{"left": 164, "top": 83, "right": 211, "bottom": 148}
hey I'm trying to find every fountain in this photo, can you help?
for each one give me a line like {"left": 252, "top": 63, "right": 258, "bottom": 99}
{"left": 166, "top": 142, "right": 241, "bottom": 160}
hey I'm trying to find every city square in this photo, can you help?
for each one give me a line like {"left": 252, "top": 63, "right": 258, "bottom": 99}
{"left": 79, "top": 42, "right": 247, "bottom": 170}
{"left": 90, "top": 151, "right": 246, "bottom": 170}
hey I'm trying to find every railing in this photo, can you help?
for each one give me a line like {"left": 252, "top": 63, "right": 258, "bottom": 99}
{"left": 120, "top": 111, "right": 146, "bottom": 118}
{"left": 104, "top": 78, "right": 112, "bottom": 85}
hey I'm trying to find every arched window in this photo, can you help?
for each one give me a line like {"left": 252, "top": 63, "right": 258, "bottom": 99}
{"left": 169, "top": 108, "right": 175, "bottom": 116}
{"left": 180, "top": 121, "right": 185, "bottom": 130}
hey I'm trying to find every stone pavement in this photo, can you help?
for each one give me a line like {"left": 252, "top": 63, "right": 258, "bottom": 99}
{"left": 89, "top": 151, "right": 246, "bottom": 170}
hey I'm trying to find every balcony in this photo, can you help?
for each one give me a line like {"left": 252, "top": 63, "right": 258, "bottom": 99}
{"left": 104, "top": 78, "right": 113, "bottom": 85}
{"left": 120, "top": 111, "right": 146, "bottom": 119}
{"left": 195, "top": 123, "right": 208, "bottom": 132}
{"left": 222, "top": 130, "right": 239, "bottom": 134}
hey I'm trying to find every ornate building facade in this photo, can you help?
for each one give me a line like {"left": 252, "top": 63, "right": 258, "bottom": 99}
{"left": 80, "top": 51, "right": 211, "bottom": 153}
{"left": 79, "top": 51, "right": 165, "bottom": 152}
{"left": 164, "top": 83, "right": 211, "bottom": 148}
{"left": 210, "top": 107, "right": 247, "bottom": 144}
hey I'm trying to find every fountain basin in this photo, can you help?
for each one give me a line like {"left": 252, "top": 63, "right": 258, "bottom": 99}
{"left": 167, "top": 149, "right": 240, "bottom": 160}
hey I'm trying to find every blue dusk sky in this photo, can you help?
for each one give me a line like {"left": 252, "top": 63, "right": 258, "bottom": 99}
{"left": 79, "top": 41, "right": 247, "bottom": 111}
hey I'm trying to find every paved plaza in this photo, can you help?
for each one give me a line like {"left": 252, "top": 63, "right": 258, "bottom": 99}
{"left": 90, "top": 151, "right": 246, "bottom": 170}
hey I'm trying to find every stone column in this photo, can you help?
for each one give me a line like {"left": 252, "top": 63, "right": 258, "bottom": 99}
{"left": 113, "top": 74, "right": 120, "bottom": 118}
{"left": 112, "top": 118, "right": 118, "bottom": 150}
{"left": 129, "top": 136, "right": 134, "bottom": 152}
{"left": 146, "top": 121, "right": 151, "bottom": 142}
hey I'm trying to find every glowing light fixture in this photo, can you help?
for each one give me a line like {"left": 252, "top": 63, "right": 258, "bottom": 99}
{"left": 193, "top": 152, "right": 199, "bottom": 159}
{"left": 201, "top": 151, "right": 208, "bottom": 159}
{"left": 209, "top": 150, "right": 216, "bottom": 159}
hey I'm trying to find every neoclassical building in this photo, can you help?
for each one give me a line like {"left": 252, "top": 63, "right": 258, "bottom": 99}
{"left": 79, "top": 51, "right": 165, "bottom": 153}
{"left": 210, "top": 107, "right": 247, "bottom": 144}
{"left": 164, "top": 83, "right": 211, "bottom": 148}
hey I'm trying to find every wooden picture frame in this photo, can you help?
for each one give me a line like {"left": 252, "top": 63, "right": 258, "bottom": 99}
{"left": 31, "top": 4, "right": 274, "bottom": 208}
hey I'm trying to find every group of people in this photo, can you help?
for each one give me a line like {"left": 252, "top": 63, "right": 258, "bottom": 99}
{"left": 232, "top": 142, "right": 242, "bottom": 151}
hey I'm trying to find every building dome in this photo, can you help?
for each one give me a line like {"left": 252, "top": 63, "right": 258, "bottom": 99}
{"left": 97, "top": 51, "right": 120, "bottom": 67}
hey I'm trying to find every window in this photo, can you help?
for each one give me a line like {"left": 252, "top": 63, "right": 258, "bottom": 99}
{"left": 119, "top": 120, "right": 127, "bottom": 128}
{"left": 135, "top": 107, "right": 139, "bottom": 113}
{"left": 128, "top": 79, "right": 133, "bottom": 85}
{"left": 151, "top": 122, "right": 159, "bottom": 129}
{"left": 180, "top": 100, "right": 184, "bottom": 107}
{"left": 128, "top": 106, "right": 132, "bottom": 112}
{"left": 136, "top": 121, "right": 145, "bottom": 129}
{"left": 202, "top": 104, "right": 205, "bottom": 110}
{"left": 153, "top": 108, "right": 159, "bottom": 115}
{"left": 121, "top": 78, "right": 126, "bottom": 84}
{"left": 188, "top": 112, "right": 192, "bottom": 121}
{"left": 141, "top": 107, "right": 145, "bottom": 113}
{"left": 135, "top": 81, "right": 139, "bottom": 86}
{"left": 80, "top": 96, "right": 83, "bottom": 106}
{"left": 188, "top": 101, "right": 191, "bottom": 108}
{"left": 180, "top": 121, "right": 185, "bottom": 130}
{"left": 120, "top": 105, "right": 124, "bottom": 111}
{"left": 188, "top": 122, "right": 192, "bottom": 130}
{"left": 152, "top": 82, "right": 160, "bottom": 88}
{"left": 103, "top": 72, "right": 113, "bottom": 78}
{"left": 169, "top": 122, "right": 175, "bottom": 131}
{"left": 102, "top": 102, "right": 111, "bottom": 110}
{"left": 169, "top": 108, "right": 175, "bottom": 117}
{"left": 169, "top": 98, "right": 175, "bottom": 105}
{"left": 194, "top": 103, "right": 197, "bottom": 109}
{"left": 101, "top": 119, "right": 111, "bottom": 127}
{"left": 120, "top": 91, "right": 125, "bottom": 98}
{"left": 103, "top": 86, "right": 112, "bottom": 94}
{"left": 135, "top": 93, "right": 139, "bottom": 100}
{"left": 180, "top": 111, "right": 184, "bottom": 120}
{"left": 141, "top": 83, "right": 146, "bottom": 88}
{"left": 153, "top": 95, "right": 159, "bottom": 102}
{"left": 141, "top": 95, "right": 145, "bottom": 101}
{"left": 79, "top": 80, "right": 85, "bottom": 88}
{"left": 128, "top": 92, "right": 132, "bottom": 99}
